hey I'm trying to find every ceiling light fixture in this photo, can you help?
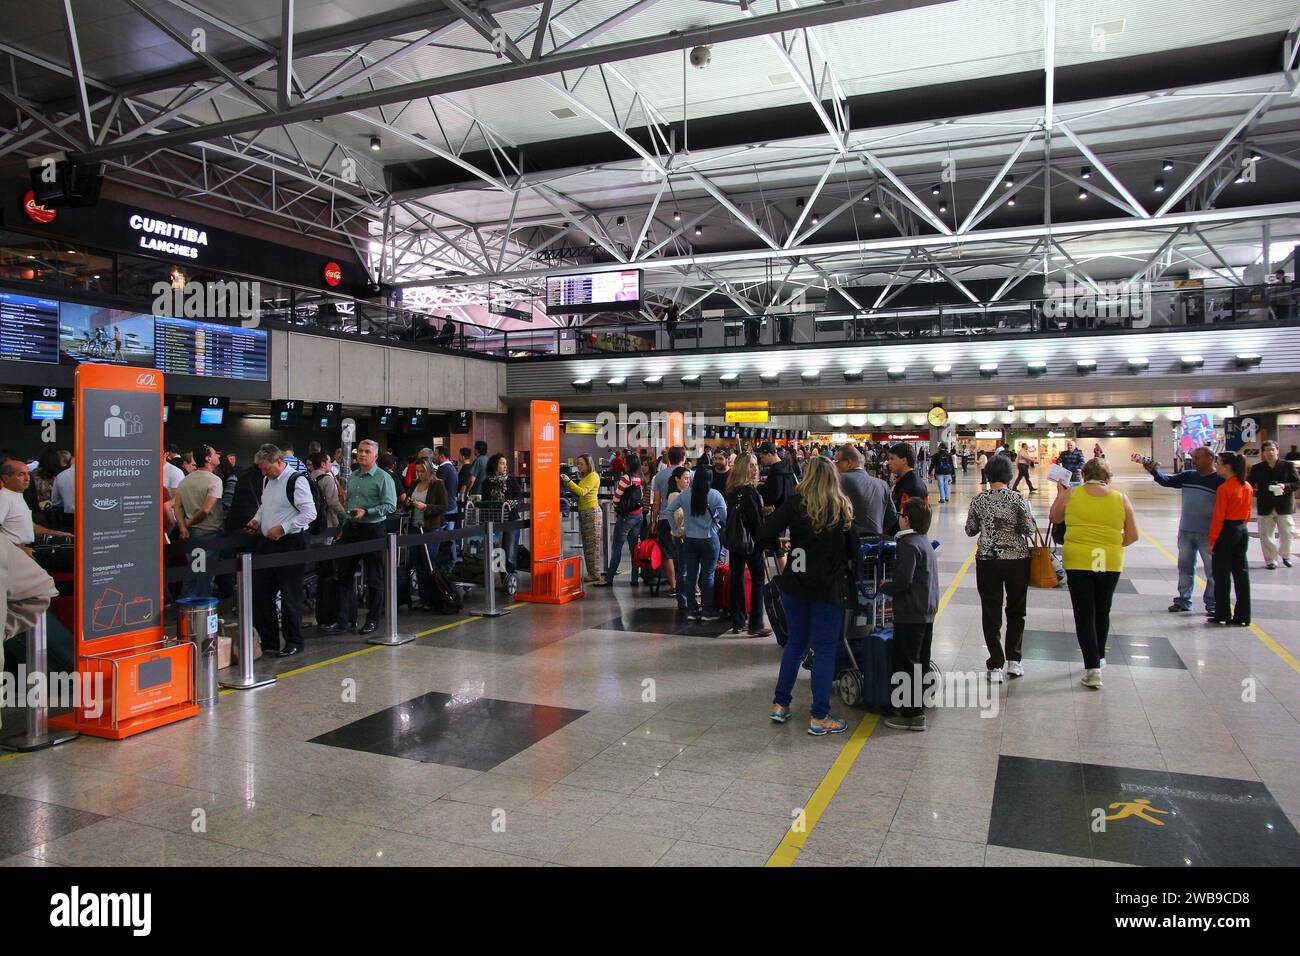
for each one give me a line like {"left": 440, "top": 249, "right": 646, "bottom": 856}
{"left": 673, "top": 210, "right": 681, "bottom": 221}
{"left": 873, "top": 207, "right": 882, "bottom": 218}
{"left": 1235, "top": 352, "right": 1262, "bottom": 368}
{"left": 1127, "top": 357, "right": 1149, "bottom": 372}
{"left": 1153, "top": 178, "right": 1165, "bottom": 192}
{"left": 369, "top": 135, "right": 382, "bottom": 151}
{"left": 931, "top": 184, "right": 941, "bottom": 196}
{"left": 932, "top": 364, "right": 951, "bottom": 378}
{"left": 979, "top": 363, "right": 998, "bottom": 377}
{"left": 607, "top": 377, "right": 627, "bottom": 390}
{"left": 842, "top": 368, "right": 863, "bottom": 382}
{"left": 1003, "top": 177, "right": 1014, "bottom": 189}
{"left": 886, "top": 366, "right": 906, "bottom": 380}
{"left": 759, "top": 371, "right": 781, "bottom": 384}
{"left": 718, "top": 372, "right": 740, "bottom": 385}
{"left": 1078, "top": 189, "right": 1088, "bottom": 200}
{"left": 1162, "top": 159, "right": 1175, "bottom": 171}
{"left": 1081, "top": 165, "right": 1092, "bottom": 179}
{"left": 571, "top": 378, "right": 593, "bottom": 391}
{"left": 680, "top": 373, "right": 701, "bottom": 387}
{"left": 801, "top": 369, "right": 821, "bottom": 382}
{"left": 694, "top": 225, "right": 702, "bottom": 236}
{"left": 1180, "top": 354, "right": 1204, "bottom": 370}
{"left": 1007, "top": 197, "right": 1016, "bottom": 206}
{"left": 1028, "top": 361, "right": 1047, "bottom": 376}
{"left": 1076, "top": 359, "right": 1097, "bottom": 373}
{"left": 642, "top": 375, "right": 663, "bottom": 388}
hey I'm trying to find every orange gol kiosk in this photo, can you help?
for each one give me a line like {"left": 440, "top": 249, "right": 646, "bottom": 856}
{"left": 517, "top": 400, "right": 584, "bottom": 605}
{"left": 50, "top": 364, "right": 197, "bottom": 739}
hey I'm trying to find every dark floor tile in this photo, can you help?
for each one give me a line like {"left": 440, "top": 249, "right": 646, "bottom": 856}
{"left": 0, "top": 793, "right": 106, "bottom": 855}
{"left": 1019, "top": 631, "right": 1185, "bottom": 669}
{"left": 308, "top": 692, "right": 588, "bottom": 771}
{"left": 988, "top": 756, "right": 1300, "bottom": 866}
{"left": 598, "top": 607, "right": 732, "bottom": 637}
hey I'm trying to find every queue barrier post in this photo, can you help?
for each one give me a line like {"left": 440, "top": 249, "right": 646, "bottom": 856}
{"left": 219, "top": 552, "right": 277, "bottom": 690}
{"left": 600, "top": 499, "right": 613, "bottom": 573}
{"left": 367, "top": 533, "right": 418, "bottom": 646}
{"left": 1, "top": 614, "right": 80, "bottom": 753}
{"left": 476, "top": 520, "right": 507, "bottom": 618}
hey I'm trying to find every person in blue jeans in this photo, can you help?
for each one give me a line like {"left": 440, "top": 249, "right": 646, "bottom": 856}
{"left": 928, "top": 443, "right": 955, "bottom": 503}
{"left": 597, "top": 456, "right": 646, "bottom": 586}
{"left": 758, "top": 455, "right": 855, "bottom": 736}
{"left": 1136, "top": 446, "right": 1222, "bottom": 615}
{"left": 669, "top": 467, "right": 727, "bottom": 621}
{"left": 662, "top": 467, "right": 691, "bottom": 607}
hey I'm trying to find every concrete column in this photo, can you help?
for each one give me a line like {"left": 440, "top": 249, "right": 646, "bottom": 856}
{"left": 1153, "top": 414, "right": 1175, "bottom": 467}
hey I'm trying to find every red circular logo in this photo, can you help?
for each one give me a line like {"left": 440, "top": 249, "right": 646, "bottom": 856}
{"left": 323, "top": 262, "right": 342, "bottom": 287}
{"left": 22, "top": 190, "right": 56, "bottom": 224}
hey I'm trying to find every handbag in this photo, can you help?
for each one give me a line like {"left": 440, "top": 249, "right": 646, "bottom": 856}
{"left": 1027, "top": 527, "right": 1059, "bottom": 589}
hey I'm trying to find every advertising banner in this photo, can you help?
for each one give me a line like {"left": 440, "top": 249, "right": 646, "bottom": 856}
{"left": 76, "top": 364, "right": 164, "bottom": 646}
{"left": 1181, "top": 413, "right": 1216, "bottom": 451}
{"left": 666, "top": 411, "right": 684, "bottom": 448}
{"left": 530, "top": 400, "right": 561, "bottom": 563}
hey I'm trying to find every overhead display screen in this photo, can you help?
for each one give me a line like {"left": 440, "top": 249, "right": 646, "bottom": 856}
{"left": 545, "top": 269, "right": 641, "bottom": 315}
{"left": 0, "top": 291, "right": 60, "bottom": 364}
{"left": 155, "top": 316, "right": 268, "bottom": 381}
{"left": 59, "top": 303, "right": 156, "bottom": 367}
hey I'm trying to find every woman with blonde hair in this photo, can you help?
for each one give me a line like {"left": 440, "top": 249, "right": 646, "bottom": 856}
{"left": 1049, "top": 456, "right": 1139, "bottom": 689}
{"left": 565, "top": 454, "right": 603, "bottom": 582}
{"left": 759, "top": 455, "right": 856, "bottom": 735}
{"left": 723, "top": 453, "right": 770, "bottom": 637}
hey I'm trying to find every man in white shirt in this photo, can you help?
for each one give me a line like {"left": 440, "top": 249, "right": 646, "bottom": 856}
{"left": 163, "top": 455, "right": 184, "bottom": 493}
{"left": 0, "top": 460, "right": 71, "bottom": 547}
{"left": 247, "top": 443, "right": 317, "bottom": 658}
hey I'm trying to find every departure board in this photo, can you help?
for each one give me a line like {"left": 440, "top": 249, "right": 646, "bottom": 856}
{"left": 0, "top": 291, "right": 60, "bottom": 364}
{"left": 545, "top": 269, "right": 641, "bottom": 314}
{"left": 154, "top": 316, "right": 268, "bottom": 381}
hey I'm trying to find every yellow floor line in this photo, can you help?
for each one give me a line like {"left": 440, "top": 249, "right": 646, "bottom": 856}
{"left": 765, "top": 541, "right": 979, "bottom": 867}
{"left": 1140, "top": 529, "right": 1300, "bottom": 675}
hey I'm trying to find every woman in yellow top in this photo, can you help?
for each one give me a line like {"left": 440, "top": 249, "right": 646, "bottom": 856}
{"left": 1048, "top": 457, "right": 1139, "bottom": 690}
{"left": 565, "top": 454, "right": 603, "bottom": 582}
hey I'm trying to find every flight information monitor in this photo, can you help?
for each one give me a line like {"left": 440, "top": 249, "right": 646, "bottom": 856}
{"left": 0, "top": 291, "right": 60, "bottom": 364}
{"left": 545, "top": 269, "right": 641, "bottom": 315}
{"left": 155, "top": 316, "right": 268, "bottom": 381}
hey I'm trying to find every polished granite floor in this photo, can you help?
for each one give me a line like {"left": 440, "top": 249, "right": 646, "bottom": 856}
{"left": 2, "top": 466, "right": 1298, "bottom": 867}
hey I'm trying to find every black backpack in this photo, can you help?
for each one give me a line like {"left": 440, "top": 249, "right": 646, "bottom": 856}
{"left": 617, "top": 478, "right": 644, "bottom": 515}
{"left": 286, "top": 471, "right": 328, "bottom": 536}
{"left": 722, "top": 491, "right": 754, "bottom": 556}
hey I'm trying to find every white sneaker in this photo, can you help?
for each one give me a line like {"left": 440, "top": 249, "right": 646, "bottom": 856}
{"left": 1081, "top": 669, "right": 1103, "bottom": 689}
{"left": 988, "top": 668, "right": 1004, "bottom": 683}
{"left": 1007, "top": 661, "right": 1024, "bottom": 678}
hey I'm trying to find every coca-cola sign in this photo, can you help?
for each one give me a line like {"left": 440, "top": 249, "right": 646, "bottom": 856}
{"left": 22, "top": 190, "right": 56, "bottom": 224}
{"left": 322, "top": 261, "right": 342, "bottom": 287}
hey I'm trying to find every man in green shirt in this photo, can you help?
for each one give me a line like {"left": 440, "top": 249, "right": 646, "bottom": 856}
{"left": 320, "top": 439, "right": 397, "bottom": 636}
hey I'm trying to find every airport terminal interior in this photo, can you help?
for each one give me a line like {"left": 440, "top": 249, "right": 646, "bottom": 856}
{"left": 0, "top": 0, "right": 1298, "bottom": 876}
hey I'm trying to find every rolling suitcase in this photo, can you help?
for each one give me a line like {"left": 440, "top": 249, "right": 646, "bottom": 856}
{"left": 835, "top": 625, "right": 894, "bottom": 710}
{"left": 713, "top": 561, "right": 752, "bottom": 614}
{"left": 764, "top": 551, "right": 788, "bottom": 644}
{"left": 632, "top": 539, "right": 664, "bottom": 595}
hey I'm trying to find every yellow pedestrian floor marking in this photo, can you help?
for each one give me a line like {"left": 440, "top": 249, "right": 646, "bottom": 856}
{"left": 765, "top": 542, "right": 978, "bottom": 866}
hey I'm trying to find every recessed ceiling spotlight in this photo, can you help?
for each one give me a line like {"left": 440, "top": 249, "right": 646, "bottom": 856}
{"left": 1153, "top": 178, "right": 1165, "bottom": 193}
{"left": 862, "top": 192, "right": 872, "bottom": 203}
{"left": 873, "top": 207, "right": 882, "bottom": 218}
{"left": 1078, "top": 189, "right": 1088, "bottom": 201}
{"left": 1007, "top": 196, "right": 1016, "bottom": 206}
{"left": 369, "top": 135, "right": 382, "bottom": 151}
{"left": 673, "top": 210, "right": 681, "bottom": 221}
{"left": 694, "top": 225, "right": 702, "bottom": 236}
{"left": 1162, "top": 158, "right": 1175, "bottom": 171}
{"left": 931, "top": 184, "right": 941, "bottom": 196}
{"left": 1003, "top": 177, "right": 1014, "bottom": 189}
{"left": 811, "top": 213, "right": 820, "bottom": 225}
{"left": 1080, "top": 165, "right": 1092, "bottom": 179}
{"left": 938, "top": 202, "right": 948, "bottom": 213}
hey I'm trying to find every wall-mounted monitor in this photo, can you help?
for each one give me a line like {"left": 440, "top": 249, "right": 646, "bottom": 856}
{"left": 373, "top": 406, "right": 402, "bottom": 430}
{"left": 454, "top": 410, "right": 472, "bottom": 432}
{"left": 405, "top": 407, "right": 427, "bottom": 430}
{"left": 0, "top": 291, "right": 60, "bottom": 365}
{"left": 270, "top": 399, "right": 301, "bottom": 430}
{"left": 155, "top": 316, "right": 268, "bottom": 381}
{"left": 30, "top": 399, "right": 65, "bottom": 421}
{"left": 194, "top": 395, "right": 229, "bottom": 427}
{"left": 59, "top": 303, "right": 155, "bottom": 367}
{"left": 545, "top": 269, "right": 641, "bottom": 315}
{"left": 314, "top": 401, "right": 341, "bottom": 430}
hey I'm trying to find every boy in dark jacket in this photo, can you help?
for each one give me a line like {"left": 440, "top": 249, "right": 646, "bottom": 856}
{"left": 882, "top": 498, "right": 940, "bottom": 731}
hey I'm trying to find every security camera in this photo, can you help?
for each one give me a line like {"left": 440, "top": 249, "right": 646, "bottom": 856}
{"left": 689, "top": 45, "right": 712, "bottom": 69}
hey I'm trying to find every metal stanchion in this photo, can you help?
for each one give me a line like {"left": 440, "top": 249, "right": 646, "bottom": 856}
{"left": 1, "top": 615, "right": 79, "bottom": 752}
{"left": 600, "top": 499, "right": 613, "bottom": 571}
{"left": 367, "top": 534, "right": 418, "bottom": 645}
{"left": 218, "top": 552, "right": 277, "bottom": 690}
{"left": 478, "top": 521, "right": 507, "bottom": 617}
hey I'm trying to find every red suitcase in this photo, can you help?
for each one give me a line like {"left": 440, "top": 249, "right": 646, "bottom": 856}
{"left": 713, "top": 562, "right": 752, "bottom": 613}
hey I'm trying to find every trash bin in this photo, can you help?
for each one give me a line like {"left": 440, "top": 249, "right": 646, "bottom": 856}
{"left": 175, "top": 597, "right": 219, "bottom": 709}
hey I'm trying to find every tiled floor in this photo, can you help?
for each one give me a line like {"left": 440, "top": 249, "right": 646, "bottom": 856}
{"left": 2, "top": 469, "right": 1298, "bottom": 867}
